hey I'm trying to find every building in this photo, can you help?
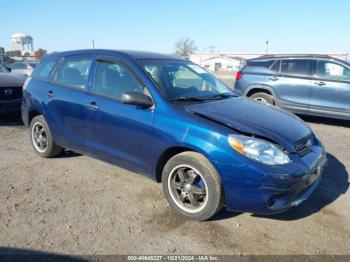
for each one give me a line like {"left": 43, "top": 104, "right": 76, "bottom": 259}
{"left": 11, "top": 33, "right": 34, "bottom": 56}
{"left": 190, "top": 53, "right": 260, "bottom": 65}
{"left": 198, "top": 56, "right": 244, "bottom": 72}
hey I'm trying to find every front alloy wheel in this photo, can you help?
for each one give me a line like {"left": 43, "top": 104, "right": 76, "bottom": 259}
{"left": 168, "top": 165, "right": 208, "bottom": 213}
{"left": 162, "top": 152, "right": 223, "bottom": 220}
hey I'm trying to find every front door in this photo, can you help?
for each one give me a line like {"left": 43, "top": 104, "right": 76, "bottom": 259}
{"left": 86, "top": 56, "right": 155, "bottom": 174}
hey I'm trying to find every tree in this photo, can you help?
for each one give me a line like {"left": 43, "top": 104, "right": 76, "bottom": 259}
{"left": 35, "top": 48, "right": 47, "bottom": 60}
{"left": 174, "top": 38, "right": 197, "bottom": 57}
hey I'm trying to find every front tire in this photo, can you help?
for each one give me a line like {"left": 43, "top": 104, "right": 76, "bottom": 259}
{"left": 30, "top": 115, "right": 63, "bottom": 158}
{"left": 162, "top": 152, "right": 223, "bottom": 221}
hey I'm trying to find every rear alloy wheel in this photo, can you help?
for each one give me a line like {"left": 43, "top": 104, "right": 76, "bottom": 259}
{"left": 250, "top": 92, "right": 275, "bottom": 105}
{"left": 162, "top": 152, "right": 223, "bottom": 220}
{"left": 30, "top": 115, "right": 63, "bottom": 158}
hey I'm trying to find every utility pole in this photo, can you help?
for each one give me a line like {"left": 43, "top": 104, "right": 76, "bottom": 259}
{"left": 92, "top": 39, "right": 95, "bottom": 49}
{"left": 0, "top": 47, "right": 4, "bottom": 65}
{"left": 265, "top": 41, "right": 269, "bottom": 53}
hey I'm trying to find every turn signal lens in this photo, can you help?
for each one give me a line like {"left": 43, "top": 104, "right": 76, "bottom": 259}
{"left": 228, "top": 136, "right": 244, "bottom": 154}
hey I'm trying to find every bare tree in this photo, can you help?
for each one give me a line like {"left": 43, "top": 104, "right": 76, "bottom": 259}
{"left": 174, "top": 38, "right": 197, "bottom": 57}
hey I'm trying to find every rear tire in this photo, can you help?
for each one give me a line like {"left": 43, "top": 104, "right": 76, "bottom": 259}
{"left": 250, "top": 92, "right": 275, "bottom": 105}
{"left": 30, "top": 115, "right": 63, "bottom": 158}
{"left": 162, "top": 152, "right": 223, "bottom": 221}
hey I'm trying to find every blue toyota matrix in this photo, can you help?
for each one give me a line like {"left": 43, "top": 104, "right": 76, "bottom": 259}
{"left": 22, "top": 49, "right": 327, "bottom": 220}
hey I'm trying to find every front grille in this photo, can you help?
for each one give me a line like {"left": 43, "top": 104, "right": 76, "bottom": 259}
{"left": 295, "top": 135, "right": 313, "bottom": 156}
{"left": 0, "top": 86, "right": 23, "bottom": 101}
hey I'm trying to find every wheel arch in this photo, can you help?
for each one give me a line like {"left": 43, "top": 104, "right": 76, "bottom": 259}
{"left": 245, "top": 85, "right": 277, "bottom": 98}
{"left": 28, "top": 110, "right": 42, "bottom": 124}
{"left": 155, "top": 146, "right": 195, "bottom": 182}
{"left": 22, "top": 91, "right": 46, "bottom": 127}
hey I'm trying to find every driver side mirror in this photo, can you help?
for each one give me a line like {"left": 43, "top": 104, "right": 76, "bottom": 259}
{"left": 121, "top": 92, "right": 154, "bottom": 108}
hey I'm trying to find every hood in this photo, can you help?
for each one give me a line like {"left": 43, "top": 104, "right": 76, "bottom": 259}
{"left": 185, "top": 97, "right": 311, "bottom": 152}
{"left": 0, "top": 72, "right": 25, "bottom": 87}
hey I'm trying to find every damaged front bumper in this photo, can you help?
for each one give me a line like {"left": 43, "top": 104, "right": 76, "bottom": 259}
{"left": 214, "top": 141, "right": 327, "bottom": 215}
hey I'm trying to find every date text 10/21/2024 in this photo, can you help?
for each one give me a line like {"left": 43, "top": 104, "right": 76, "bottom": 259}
{"left": 127, "top": 255, "right": 219, "bottom": 261}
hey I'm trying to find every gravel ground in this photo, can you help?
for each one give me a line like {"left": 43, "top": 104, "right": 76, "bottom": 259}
{"left": 0, "top": 112, "right": 349, "bottom": 256}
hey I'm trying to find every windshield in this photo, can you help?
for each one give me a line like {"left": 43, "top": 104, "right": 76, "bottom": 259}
{"left": 0, "top": 64, "right": 8, "bottom": 73}
{"left": 140, "top": 59, "right": 234, "bottom": 101}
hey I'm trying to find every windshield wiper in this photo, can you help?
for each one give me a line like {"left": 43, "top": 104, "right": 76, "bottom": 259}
{"left": 169, "top": 96, "right": 206, "bottom": 102}
{"left": 170, "top": 93, "right": 237, "bottom": 102}
{"left": 199, "top": 93, "right": 237, "bottom": 100}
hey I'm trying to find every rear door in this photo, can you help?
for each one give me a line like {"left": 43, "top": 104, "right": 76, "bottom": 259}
{"left": 44, "top": 55, "right": 93, "bottom": 152}
{"left": 309, "top": 59, "right": 350, "bottom": 117}
{"left": 85, "top": 55, "right": 155, "bottom": 174}
{"left": 267, "top": 59, "right": 312, "bottom": 114}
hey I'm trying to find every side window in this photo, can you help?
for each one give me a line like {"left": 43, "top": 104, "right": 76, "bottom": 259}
{"left": 270, "top": 60, "right": 281, "bottom": 72}
{"left": 172, "top": 66, "right": 203, "bottom": 89}
{"left": 316, "top": 60, "right": 350, "bottom": 81}
{"left": 281, "top": 59, "right": 310, "bottom": 76}
{"left": 54, "top": 57, "right": 92, "bottom": 89}
{"left": 94, "top": 60, "right": 143, "bottom": 100}
{"left": 32, "top": 60, "right": 57, "bottom": 80}
{"left": 160, "top": 64, "right": 220, "bottom": 93}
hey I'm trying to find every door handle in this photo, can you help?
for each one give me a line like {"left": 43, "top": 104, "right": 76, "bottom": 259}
{"left": 87, "top": 102, "right": 99, "bottom": 110}
{"left": 47, "top": 90, "right": 54, "bottom": 97}
{"left": 314, "top": 81, "right": 326, "bottom": 86}
{"left": 269, "top": 77, "right": 279, "bottom": 81}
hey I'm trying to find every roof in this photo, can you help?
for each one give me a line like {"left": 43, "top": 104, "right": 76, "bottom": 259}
{"left": 254, "top": 54, "right": 332, "bottom": 60}
{"left": 249, "top": 54, "right": 350, "bottom": 65}
{"left": 227, "top": 56, "right": 246, "bottom": 62}
{"left": 11, "top": 33, "right": 33, "bottom": 40}
{"left": 201, "top": 55, "right": 242, "bottom": 62}
{"left": 45, "top": 49, "right": 185, "bottom": 61}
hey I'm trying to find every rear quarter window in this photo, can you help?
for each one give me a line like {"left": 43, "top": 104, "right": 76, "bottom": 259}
{"left": 247, "top": 60, "right": 275, "bottom": 68}
{"left": 32, "top": 59, "right": 57, "bottom": 80}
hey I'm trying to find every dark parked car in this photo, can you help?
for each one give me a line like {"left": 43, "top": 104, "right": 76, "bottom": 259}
{"left": 234, "top": 54, "right": 350, "bottom": 120}
{"left": 0, "top": 64, "right": 25, "bottom": 114}
{"left": 8, "top": 62, "right": 37, "bottom": 77}
{"left": 22, "top": 50, "right": 326, "bottom": 220}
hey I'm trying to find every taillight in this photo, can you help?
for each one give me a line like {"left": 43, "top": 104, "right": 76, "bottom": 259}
{"left": 235, "top": 71, "right": 243, "bottom": 80}
{"left": 23, "top": 77, "right": 32, "bottom": 90}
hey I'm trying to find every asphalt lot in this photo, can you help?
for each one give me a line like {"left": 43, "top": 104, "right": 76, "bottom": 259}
{"left": 0, "top": 109, "right": 349, "bottom": 255}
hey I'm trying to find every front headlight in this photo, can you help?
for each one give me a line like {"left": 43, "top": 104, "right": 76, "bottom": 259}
{"left": 228, "top": 135, "right": 290, "bottom": 165}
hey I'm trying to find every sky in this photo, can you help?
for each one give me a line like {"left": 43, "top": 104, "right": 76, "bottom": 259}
{"left": 1, "top": 0, "right": 349, "bottom": 54}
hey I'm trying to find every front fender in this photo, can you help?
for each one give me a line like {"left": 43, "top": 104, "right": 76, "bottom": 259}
{"left": 150, "top": 106, "right": 244, "bottom": 180}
